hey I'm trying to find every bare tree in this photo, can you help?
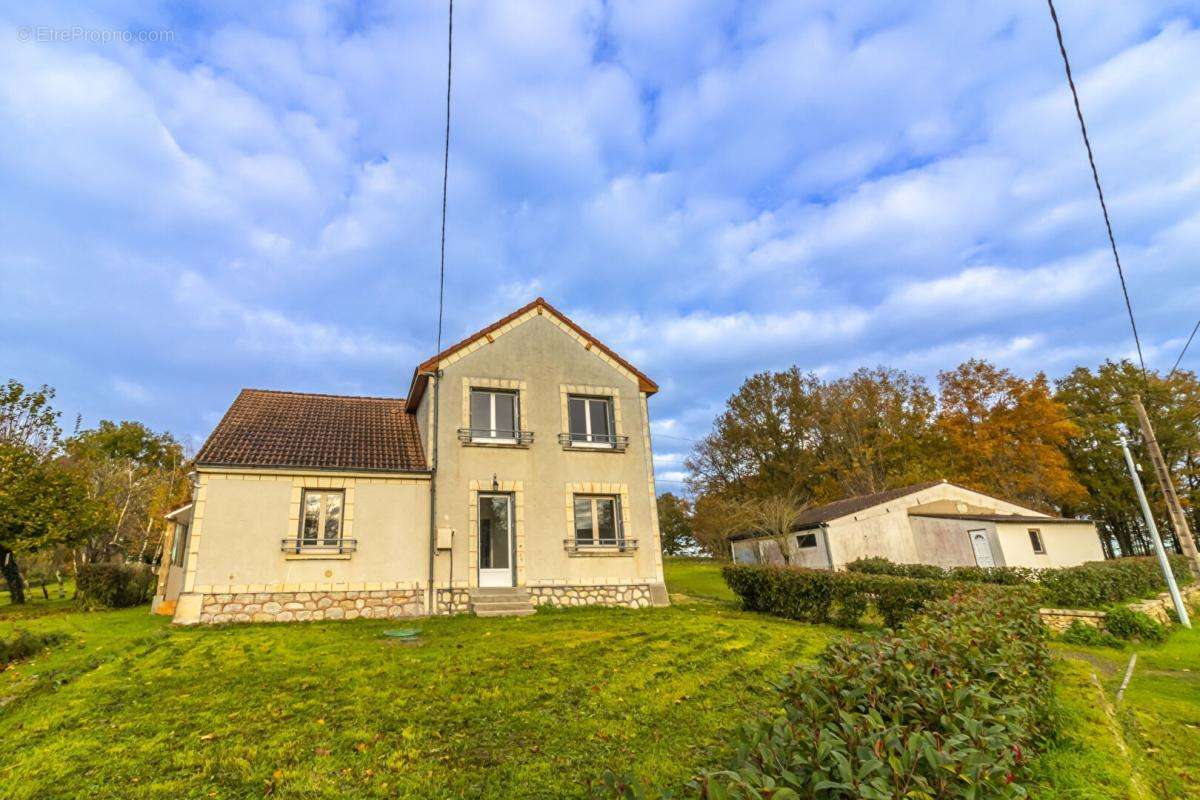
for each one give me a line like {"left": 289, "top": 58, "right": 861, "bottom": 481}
{"left": 723, "top": 493, "right": 810, "bottom": 566}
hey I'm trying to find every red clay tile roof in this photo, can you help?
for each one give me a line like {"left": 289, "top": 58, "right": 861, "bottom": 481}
{"left": 196, "top": 389, "right": 427, "bottom": 472}
{"left": 405, "top": 297, "right": 657, "bottom": 410}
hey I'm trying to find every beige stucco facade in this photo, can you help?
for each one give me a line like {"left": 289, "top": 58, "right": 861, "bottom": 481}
{"left": 164, "top": 301, "right": 666, "bottom": 624}
{"left": 425, "top": 309, "right": 665, "bottom": 598}
{"left": 731, "top": 481, "right": 1105, "bottom": 571}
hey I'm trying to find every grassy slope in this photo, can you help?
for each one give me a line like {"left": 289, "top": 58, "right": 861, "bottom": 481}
{"left": 1036, "top": 628, "right": 1195, "bottom": 796}
{"left": 662, "top": 557, "right": 735, "bottom": 602}
{"left": 672, "top": 557, "right": 1200, "bottom": 799}
{"left": 0, "top": 580, "right": 76, "bottom": 619}
{"left": 0, "top": 601, "right": 836, "bottom": 799}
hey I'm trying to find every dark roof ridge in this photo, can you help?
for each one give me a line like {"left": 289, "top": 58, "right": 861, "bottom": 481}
{"left": 239, "top": 387, "right": 407, "bottom": 402}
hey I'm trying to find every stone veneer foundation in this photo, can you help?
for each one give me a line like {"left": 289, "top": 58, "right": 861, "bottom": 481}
{"left": 529, "top": 583, "right": 653, "bottom": 608}
{"left": 200, "top": 589, "right": 424, "bottom": 624}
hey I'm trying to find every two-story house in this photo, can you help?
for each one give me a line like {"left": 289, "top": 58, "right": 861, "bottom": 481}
{"left": 153, "top": 298, "right": 669, "bottom": 624}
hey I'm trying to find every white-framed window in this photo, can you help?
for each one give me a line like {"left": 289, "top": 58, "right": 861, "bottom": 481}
{"left": 470, "top": 388, "right": 519, "bottom": 442}
{"left": 573, "top": 494, "right": 622, "bottom": 544}
{"left": 1028, "top": 528, "right": 1046, "bottom": 555}
{"left": 171, "top": 523, "right": 189, "bottom": 566}
{"left": 567, "top": 395, "right": 614, "bottom": 446}
{"left": 795, "top": 532, "right": 818, "bottom": 549}
{"left": 300, "top": 489, "right": 344, "bottom": 546}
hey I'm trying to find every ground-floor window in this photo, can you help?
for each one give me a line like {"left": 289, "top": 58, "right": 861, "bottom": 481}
{"left": 795, "top": 532, "right": 818, "bottom": 549}
{"left": 171, "top": 523, "right": 189, "bottom": 566}
{"left": 573, "top": 495, "right": 622, "bottom": 544}
{"left": 1028, "top": 528, "right": 1046, "bottom": 554}
{"left": 301, "top": 489, "right": 344, "bottom": 545}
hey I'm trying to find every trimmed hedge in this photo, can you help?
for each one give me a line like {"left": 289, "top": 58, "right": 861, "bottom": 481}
{"left": 846, "top": 554, "right": 1195, "bottom": 609}
{"left": 847, "top": 556, "right": 1035, "bottom": 585}
{"left": 76, "top": 562, "right": 155, "bottom": 609}
{"left": 700, "top": 589, "right": 1052, "bottom": 798}
{"left": 1038, "top": 556, "right": 1193, "bottom": 609}
{"left": 722, "top": 564, "right": 957, "bottom": 629}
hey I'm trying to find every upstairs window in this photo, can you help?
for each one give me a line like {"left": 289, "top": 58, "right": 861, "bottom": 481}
{"left": 301, "top": 489, "right": 344, "bottom": 546}
{"left": 470, "top": 388, "right": 519, "bottom": 442}
{"left": 567, "top": 395, "right": 614, "bottom": 446}
{"left": 573, "top": 495, "right": 622, "bottom": 544}
{"left": 1028, "top": 528, "right": 1046, "bottom": 554}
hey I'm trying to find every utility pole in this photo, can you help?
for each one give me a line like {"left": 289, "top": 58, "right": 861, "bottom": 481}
{"left": 1118, "top": 434, "right": 1190, "bottom": 628}
{"left": 1133, "top": 394, "right": 1200, "bottom": 575}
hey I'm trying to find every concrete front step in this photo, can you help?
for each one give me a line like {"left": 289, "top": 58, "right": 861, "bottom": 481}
{"left": 474, "top": 606, "right": 536, "bottom": 618}
{"left": 469, "top": 587, "right": 535, "bottom": 617}
{"left": 471, "top": 588, "right": 530, "bottom": 598}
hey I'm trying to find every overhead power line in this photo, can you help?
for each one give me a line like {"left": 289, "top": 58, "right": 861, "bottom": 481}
{"left": 1168, "top": 318, "right": 1200, "bottom": 380}
{"left": 435, "top": 0, "right": 454, "bottom": 363}
{"left": 1045, "top": 0, "right": 1148, "bottom": 386}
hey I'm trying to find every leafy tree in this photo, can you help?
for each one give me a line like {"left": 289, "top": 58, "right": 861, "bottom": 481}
{"left": 63, "top": 421, "right": 188, "bottom": 564}
{"left": 0, "top": 379, "right": 61, "bottom": 454}
{"left": 0, "top": 381, "right": 89, "bottom": 602}
{"left": 1056, "top": 361, "right": 1200, "bottom": 558}
{"left": 686, "top": 368, "right": 825, "bottom": 502}
{"left": 814, "top": 367, "right": 942, "bottom": 497}
{"left": 691, "top": 493, "right": 737, "bottom": 560}
{"left": 935, "top": 359, "right": 1084, "bottom": 512}
{"left": 656, "top": 492, "right": 696, "bottom": 556}
{"left": 686, "top": 366, "right": 941, "bottom": 505}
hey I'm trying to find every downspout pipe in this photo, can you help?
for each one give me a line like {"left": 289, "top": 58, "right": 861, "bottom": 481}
{"left": 820, "top": 523, "right": 835, "bottom": 571}
{"left": 423, "top": 369, "right": 440, "bottom": 615}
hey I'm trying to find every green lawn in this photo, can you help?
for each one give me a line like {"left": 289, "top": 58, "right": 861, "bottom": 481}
{"left": 0, "top": 579, "right": 76, "bottom": 619}
{"left": 663, "top": 557, "right": 735, "bottom": 602}
{"left": 0, "top": 599, "right": 837, "bottom": 799}
{"left": 1033, "top": 629, "right": 1200, "bottom": 800}
{"left": 3, "top": 558, "right": 1196, "bottom": 798}
{"left": 668, "top": 557, "right": 1200, "bottom": 799}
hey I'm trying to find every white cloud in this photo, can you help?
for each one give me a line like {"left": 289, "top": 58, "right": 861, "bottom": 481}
{"left": 2, "top": 0, "right": 1199, "bottom": 458}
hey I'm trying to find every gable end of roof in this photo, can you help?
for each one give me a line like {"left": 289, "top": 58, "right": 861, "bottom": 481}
{"left": 405, "top": 297, "right": 657, "bottom": 410}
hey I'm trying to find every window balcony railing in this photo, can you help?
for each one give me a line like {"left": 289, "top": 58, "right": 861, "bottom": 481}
{"left": 558, "top": 432, "right": 630, "bottom": 451}
{"left": 281, "top": 538, "right": 357, "bottom": 555}
{"left": 564, "top": 538, "right": 638, "bottom": 553}
{"left": 457, "top": 428, "right": 534, "bottom": 447}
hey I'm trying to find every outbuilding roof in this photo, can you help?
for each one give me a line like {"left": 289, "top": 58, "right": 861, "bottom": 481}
{"left": 195, "top": 389, "right": 427, "bottom": 473}
{"left": 909, "top": 512, "right": 1077, "bottom": 524}
{"left": 726, "top": 481, "right": 946, "bottom": 541}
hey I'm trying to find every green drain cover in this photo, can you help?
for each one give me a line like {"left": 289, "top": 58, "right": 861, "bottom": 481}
{"left": 382, "top": 628, "right": 421, "bottom": 639}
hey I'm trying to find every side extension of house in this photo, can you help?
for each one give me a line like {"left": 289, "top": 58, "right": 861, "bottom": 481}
{"left": 152, "top": 298, "right": 669, "bottom": 624}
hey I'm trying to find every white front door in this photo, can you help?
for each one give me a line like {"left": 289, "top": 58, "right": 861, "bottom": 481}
{"left": 478, "top": 494, "right": 514, "bottom": 587}
{"left": 969, "top": 529, "right": 995, "bottom": 567}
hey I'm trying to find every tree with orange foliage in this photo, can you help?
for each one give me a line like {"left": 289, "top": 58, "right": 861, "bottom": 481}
{"left": 935, "top": 359, "right": 1085, "bottom": 512}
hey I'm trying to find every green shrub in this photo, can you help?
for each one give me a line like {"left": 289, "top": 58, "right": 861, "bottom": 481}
{"left": 845, "top": 557, "right": 1033, "bottom": 585}
{"left": 76, "top": 563, "right": 155, "bottom": 609}
{"left": 699, "top": 590, "right": 1052, "bottom": 799}
{"left": 722, "top": 564, "right": 955, "bottom": 629}
{"left": 947, "top": 564, "right": 1035, "bottom": 585}
{"left": 1058, "top": 621, "right": 1122, "bottom": 648}
{"left": 1039, "top": 555, "right": 1193, "bottom": 609}
{"left": 846, "top": 554, "right": 1194, "bottom": 608}
{"left": 1103, "top": 606, "right": 1167, "bottom": 644}
{"left": 0, "top": 629, "right": 68, "bottom": 667}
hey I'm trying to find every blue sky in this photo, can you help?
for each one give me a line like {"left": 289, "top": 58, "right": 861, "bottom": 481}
{"left": 2, "top": 1, "right": 1199, "bottom": 494}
